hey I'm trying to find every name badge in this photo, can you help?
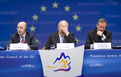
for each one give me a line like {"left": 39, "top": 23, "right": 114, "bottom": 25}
{"left": 10, "top": 43, "right": 28, "bottom": 50}
{"left": 57, "top": 43, "right": 74, "bottom": 49}
{"left": 94, "top": 42, "right": 111, "bottom": 49}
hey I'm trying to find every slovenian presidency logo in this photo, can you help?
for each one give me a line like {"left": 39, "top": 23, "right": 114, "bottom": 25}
{"left": 47, "top": 52, "right": 71, "bottom": 72}
{"left": 39, "top": 45, "right": 84, "bottom": 77}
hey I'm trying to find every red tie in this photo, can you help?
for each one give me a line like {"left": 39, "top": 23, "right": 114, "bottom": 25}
{"left": 21, "top": 36, "right": 25, "bottom": 43}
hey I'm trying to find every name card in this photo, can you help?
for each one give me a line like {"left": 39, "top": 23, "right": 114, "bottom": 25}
{"left": 10, "top": 43, "right": 28, "bottom": 50}
{"left": 94, "top": 42, "right": 111, "bottom": 49}
{"left": 57, "top": 43, "right": 74, "bottom": 49}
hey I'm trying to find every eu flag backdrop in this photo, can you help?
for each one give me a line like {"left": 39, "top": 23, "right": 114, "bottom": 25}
{"left": 0, "top": 0, "right": 121, "bottom": 49}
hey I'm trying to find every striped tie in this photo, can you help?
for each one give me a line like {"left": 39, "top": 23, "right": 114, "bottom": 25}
{"left": 21, "top": 36, "right": 25, "bottom": 43}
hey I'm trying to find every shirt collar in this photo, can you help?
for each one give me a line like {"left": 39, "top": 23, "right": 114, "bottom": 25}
{"left": 20, "top": 32, "right": 26, "bottom": 38}
{"left": 58, "top": 32, "right": 63, "bottom": 38}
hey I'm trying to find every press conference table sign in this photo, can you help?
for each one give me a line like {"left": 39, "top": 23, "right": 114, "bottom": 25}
{"left": 39, "top": 45, "right": 84, "bottom": 77}
{"left": 57, "top": 43, "right": 74, "bottom": 49}
{"left": 94, "top": 42, "right": 111, "bottom": 49}
{"left": 10, "top": 43, "right": 28, "bottom": 50}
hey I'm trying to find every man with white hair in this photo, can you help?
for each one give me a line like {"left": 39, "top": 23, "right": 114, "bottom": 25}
{"left": 45, "top": 20, "right": 77, "bottom": 49}
{"left": 6, "top": 21, "right": 38, "bottom": 50}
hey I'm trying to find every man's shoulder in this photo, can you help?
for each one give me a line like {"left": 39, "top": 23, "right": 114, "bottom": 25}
{"left": 49, "top": 32, "right": 58, "bottom": 36}
{"left": 26, "top": 32, "right": 35, "bottom": 38}
{"left": 26, "top": 32, "right": 34, "bottom": 36}
{"left": 105, "top": 30, "right": 112, "bottom": 33}
{"left": 69, "top": 32, "right": 74, "bottom": 35}
{"left": 11, "top": 33, "right": 18, "bottom": 37}
{"left": 88, "top": 29, "right": 96, "bottom": 33}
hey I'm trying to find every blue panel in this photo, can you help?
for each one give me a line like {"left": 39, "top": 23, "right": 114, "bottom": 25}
{"left": 82, "top": 49, "right": 121, "bottom": 77}
{"left": 0, "top": 0, "right": 121, "bottom": 49}
{"left": 0, "top": 50, "right": 43, "bottom": 77}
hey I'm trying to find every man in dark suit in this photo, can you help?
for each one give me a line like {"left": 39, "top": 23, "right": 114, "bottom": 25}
{"left": 45, "top": 20, "right": 77, "bottom": 49}
{"left": 85, "top": 18, "right": 112, "bottom": 49}
{"left": 6, "top": 21, "right": 38, "bottom": 50}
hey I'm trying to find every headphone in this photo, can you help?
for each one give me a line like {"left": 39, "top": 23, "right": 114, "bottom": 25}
{"left": 25, "top": 27, "right": 27, "bottom": 31}
{"left": 25, "top": 24, "right": 27, "bottom": 31}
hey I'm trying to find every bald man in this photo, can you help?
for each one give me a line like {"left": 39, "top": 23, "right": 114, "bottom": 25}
{"left": 6, "top": 21, "right": 38, "bottom": 50}
{"left": 45, "top": 20, "right": 77, "bottom": 49}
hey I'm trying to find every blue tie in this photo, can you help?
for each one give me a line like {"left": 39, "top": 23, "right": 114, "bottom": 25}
{"left": 60, "top": 36, "right": 64, "bottom": 43}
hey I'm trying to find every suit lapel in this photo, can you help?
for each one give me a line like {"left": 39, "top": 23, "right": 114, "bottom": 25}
{"left": 55, "top": 32, "right": 60, "bottom": 43}
{"left": 25, "top": 32, "right": 29, "bottom": 44}
{"left": 15, "top": 34, "right": 20, "bottom": 43}
{"left": 94, "top": 31, "right": 98, "bottom": 42}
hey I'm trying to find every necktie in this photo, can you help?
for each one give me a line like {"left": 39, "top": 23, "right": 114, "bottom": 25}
{"left": 21, "top": 36, "right": 25, "bottom": 43}
{"left": 60, "top": 36, "right": 64, "bottom": 43}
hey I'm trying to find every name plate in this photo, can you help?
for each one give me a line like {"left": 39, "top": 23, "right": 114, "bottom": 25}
{"left": 94, "top": 42, "right": 111, "bottom": 49}
{"left": 57, "top": 43, "right": 74, "bottom": 49}
{"left": 10, "top": 43, "right": 28, "bottom": 50}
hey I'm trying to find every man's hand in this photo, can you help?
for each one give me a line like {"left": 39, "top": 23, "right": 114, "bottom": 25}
{"left": 60, "top": 26, "right": 69, "bottom": 35}
{"left": 97, "top": 31, "right": 103, "bottom": 36}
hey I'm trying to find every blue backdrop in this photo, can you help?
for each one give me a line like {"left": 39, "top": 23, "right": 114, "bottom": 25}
{"left": 0, "top": 0, "right": 121, "bottom": 49}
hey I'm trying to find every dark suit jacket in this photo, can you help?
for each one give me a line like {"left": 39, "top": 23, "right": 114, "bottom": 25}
{"left": 45, "top": 32, "right": 77, "bottom": 49}
{"left": 85, "top": 28, "right": 112, "bottom": 49}
{"left": 6, "top": 32, "right": 38, "bottom": 50}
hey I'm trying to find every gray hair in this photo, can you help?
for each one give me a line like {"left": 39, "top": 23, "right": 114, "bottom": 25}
{"left": 58, "top": 20, "right": 69, "bottom": 27}
{"left": 97, "top": 18, "right": 107, "bottom": 26}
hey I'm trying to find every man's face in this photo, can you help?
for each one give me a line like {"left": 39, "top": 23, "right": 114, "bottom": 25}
{"left": 17, "top": 22, "right": 26, "bottom": 36}
{"left": 58, "top": 21, "right": 68, "bottom": 36}
{"left": 97, "top": 22, "right": 107, "bottom": 33}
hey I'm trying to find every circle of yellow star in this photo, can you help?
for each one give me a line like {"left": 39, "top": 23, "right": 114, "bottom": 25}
{"left": 64, "top": 5, "right": 70, "bottom": 11}
{"left": 32, "top": 14, "right": 38, "bottom": 20}
{"left": 40, "top": 5, "right": 47, "bottom": 12}
{"left": 75, "top": 38, "right": 79, "bottom": 44}
{"left": 52, "top": 2, "right": 58, "bottom": 8}
{"left": 73, "top": 14, "right": 79, "bottom": 20}
{"left": 30, "top": 25, "right": 36, "bottom": 32}
{"left": 36, "top": 39, "right": 39, "bottom": 43}
{"left": 42, "top": 47, "right": 46, "bottom": 50}
{"left": 76, "top": 25, "right": 81, "bottom": 31}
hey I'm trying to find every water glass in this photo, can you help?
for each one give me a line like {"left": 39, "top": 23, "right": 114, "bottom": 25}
{"left": 50, "top": 45, "right": 55, "bottom": 50}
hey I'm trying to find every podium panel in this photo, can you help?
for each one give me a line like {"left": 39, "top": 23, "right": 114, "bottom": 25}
{"left": 0, "top": 49, "right": 121, "bottom": 77}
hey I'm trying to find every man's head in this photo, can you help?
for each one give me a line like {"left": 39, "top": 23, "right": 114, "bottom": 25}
{"left": 58, "top": 20, "right": 69, "bottom": 36}
{"left": 96, "top": 18, "right": 107, "bottom": 33}
{"left": 17, "top": 21, "right": 27, "bottom": 36}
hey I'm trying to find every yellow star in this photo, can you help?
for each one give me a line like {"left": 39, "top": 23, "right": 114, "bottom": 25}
{"left": 32, "top": 14, "right": 38, "bottom": 20}
{"left": 36, "top": 39, "right": 39, "bottom": 43}
{"left": 42, "top": 47, "right": 45, "bottom": 50}
{"left": 30, "top": 25, "right": 36, "bottom": 32}
{"left": 52, "top": 2, "right": 58, "bottom": 8}
{"left": 76, "top": 25, "right": 81, "bottom": 31}
{"left": 40, "top": 5, "right": 47, "bottom": 12}
{"left": 75, "top": 38, "right": 79, "bottom": 44}
{"left": 73, "top": 14, "right": 79, "bottom": 20}
{"left": 64, "top": 5, "right": 70, "bottom": 11}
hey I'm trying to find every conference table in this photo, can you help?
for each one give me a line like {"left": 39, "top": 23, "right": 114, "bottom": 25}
{"left": 0, "top": 49, "right": 121, "bottom": 77}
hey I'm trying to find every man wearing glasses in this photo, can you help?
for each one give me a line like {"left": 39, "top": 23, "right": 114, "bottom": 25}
{"left": 85, "top": 18, "right": 112, "bottom": 49}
